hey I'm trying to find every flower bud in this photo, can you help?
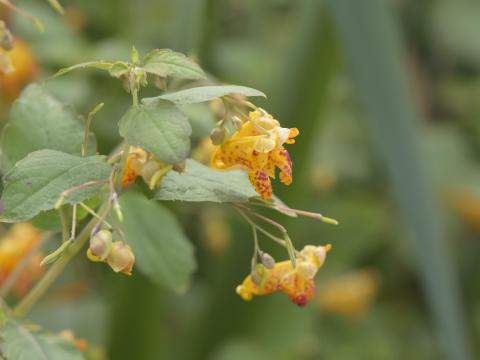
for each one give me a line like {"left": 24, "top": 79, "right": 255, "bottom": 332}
{"left": 153, "top": 75, "right": 167, "bottom": 90}
{"left": 88, "top": 230, "right": 113, "bottom": 261}
{"left": 172, "top": 160, "right": 186, "bottom": 173}
{"left": 107, "top": 241, "right": 135, "bottom": 275}
{"left": 210, "top": 127, "right": 226, "bottom": 145}
{"left": 261, "top": 253, "right": 275, "bottom": 269}
{"left": 251, "top": 270, "right": 262, "bottom": 285}
{"left": 251, "top": 264, "right": 266, "bottom": 285}
{"left": 0, "top": 21, "right": 13, "bottom": 51}
{"left": 231, "top": 116, "right": 244, "bottom": 130}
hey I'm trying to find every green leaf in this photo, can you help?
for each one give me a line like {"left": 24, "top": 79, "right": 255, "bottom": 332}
{"left": 142, "top": 48, "right": 206, "bottom": 80}
{"left": 0, "top": 150, "right": 110, "bottom": 223}
{"left": 31, "top": 209, "right": 62, "bottom": 230}
{"left": 179, "top": 103, "right": 216, "bottom": 139}
{"left": 0, "top": 84, "right": 96, "bottom": 173}
{"left": 143, "top": 85, "right": 266, "bottom": 105}
{"left": 108, "top": 61, "right": 129, "bottom": 78}
{"left": 0, "top": 319, "right": 83, "bottom": 360}
{"left": 117, "top": 191, "right": 196, "bottom": 293}
{"left": 118, "top": 100, "right": 191, "bottom": 164}
{"left": 50, "top": 61, "right": 115, "bottom": 79}
{"left": 154, "top": 159, "right": 257, "bottom": 203}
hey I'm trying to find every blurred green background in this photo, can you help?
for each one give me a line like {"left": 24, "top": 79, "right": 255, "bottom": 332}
{"left": 2, "top": 0, "right": 480, "bottom": 359}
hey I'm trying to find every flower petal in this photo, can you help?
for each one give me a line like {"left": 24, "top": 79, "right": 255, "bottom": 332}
{"left": 248, "top": 167, "right": 272, "bottom": 199}
{"left": 271, "top": 148, "right": 293, "bottom": 185}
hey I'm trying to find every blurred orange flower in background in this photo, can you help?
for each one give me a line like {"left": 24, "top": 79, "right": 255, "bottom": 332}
{"left": 0, "top": 38, "right": 39, "bottom": 102}
{"left": 317, "top": 268, "right": 380, "bottom": 319}
{"left": 0, "top": 222, "right": 45, "bottom": 297}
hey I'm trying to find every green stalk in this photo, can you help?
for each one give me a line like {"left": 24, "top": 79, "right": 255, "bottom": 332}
{"left": 12, "top": 204, "right": 109, "bottom": 318}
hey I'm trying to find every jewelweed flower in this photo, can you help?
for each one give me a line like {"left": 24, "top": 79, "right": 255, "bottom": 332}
{"left": 211, "top": 108, "right": 299, "bottom": 199}
{"left": 236, "top": 244, "right": 331, "bottom": 307}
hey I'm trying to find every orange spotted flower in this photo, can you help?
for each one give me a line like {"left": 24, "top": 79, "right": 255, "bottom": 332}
{"left": 236, "top": 244, "right": 331, "bottom": 306}
{"left": 211, "top": 108, "right": 299, "bottom": 199}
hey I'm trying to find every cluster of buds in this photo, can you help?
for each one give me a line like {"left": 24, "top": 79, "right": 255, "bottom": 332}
{"left": 121, "top": 146, "right": 185, "bottom": 189}
{"left": 86, "top": 230, "right": 135, "bottom": 275}
{"left": 236, "top": 244, "right": 331, "bottom": 307}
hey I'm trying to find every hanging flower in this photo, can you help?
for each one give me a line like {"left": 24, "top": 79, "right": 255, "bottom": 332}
{"left": 210, "top": 108, "right": 299, "bottom": 199}
{"left": 236, "top": 244, "right": 331, "bottom": 306}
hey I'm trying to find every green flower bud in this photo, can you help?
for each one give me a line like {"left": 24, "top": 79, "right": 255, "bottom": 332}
{"left": 261, "top": 253, "right": 275, "bottom": 269}
{"left": 210, "top": 127, "right": 226, "bottom": 145}
{"left": 0, "top": 21, "right": 13, "bottom": 51}
{"left": 172, "top": 160, "right": 186, "bottom": 173}
{"left": 107, "top": 241, "right": 135, "bottom": 275}
{"left": 231, "top": 116, "right": 244, "bottom": 130}
{"left": 89, "top": 230, "right": 113, "bottom": 261}
{"left": 251, "top": 270, "right": 261, "bottom": 285}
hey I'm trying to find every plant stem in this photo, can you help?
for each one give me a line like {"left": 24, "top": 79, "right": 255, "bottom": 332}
{"left": 12, "top": 204, "right": 109, "bottom": 318}
{"left": 234, "top": 207, "right": 290, "bottom": 249}
{"left": 59, "top": 207, "right": 69, "bottom": 243}
{"left": 70, "top": 204, "right": 77, "bottom": 240}
{"left": 132, "top": 88, "right": 139, "bottom": 107}
{"left": 0, "top": 0, "right": 44, "bottom": 32}
{"left": 236, "top": 205, "right": 297, "bottom": 266}
{"left": 82, "top": 102, "right": 104, "bottom": 157}
{"left": 79, "top": 202, "right": 113, "bottom": 230}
